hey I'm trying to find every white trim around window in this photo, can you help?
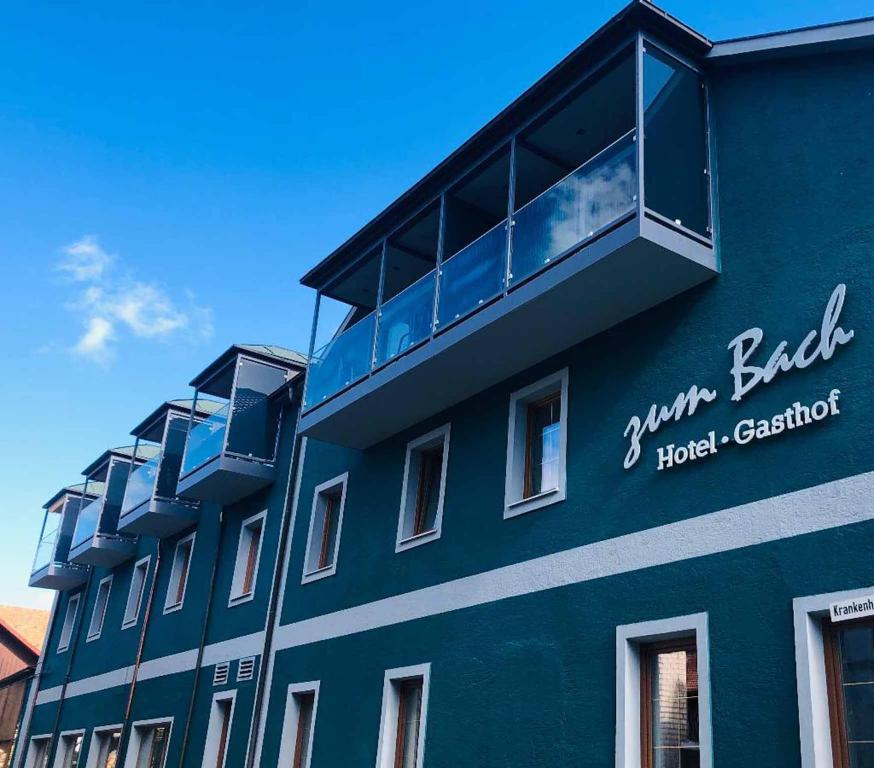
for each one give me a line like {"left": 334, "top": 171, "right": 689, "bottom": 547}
{"left": 229, "top": 511, "right": 267, "bottom": 606}
{"left": 122, "top": 717, "right": 174, "bottom": 768}
{"left": 57, "top": 593, "right": 81, "bottom": 653}
{"left": 374, "top": 663, "right": 431, "bottom": 768}
{"left": 301, "top": 474, "right": 348, "bottom": 584}
{"left": 615, "top": 612, "right": 712, "bottom": 768}
{"left": 122, "top": 556, "right": 151, "bottom": 630}
{"left": 504, "top": 367, "right": 569, "bottom": 519}
{"left": 276, "top": 681, "right": 320, "bottom": 768}
{"left": 86, "top": 575, "right": 113, "bottom": 642}
{"left": 201, "top": 690, "right": 236, "bottom": 768}
{"left": 793, "top": 584, "right": 874, "bottom": 768}
{"left": 396, "top": 425, "right": 450, "bottom": 553}
{"left": 164, "top": 532, "right": 196, "bottom": 614}
{"left": 52, "top": 729, "right": 85, "bottom": 768}
{"left": 23, "top": 734, "right": 52, "bottom": 768}
{"left": 83, "top": 723, "right": 123, "bottom": 768}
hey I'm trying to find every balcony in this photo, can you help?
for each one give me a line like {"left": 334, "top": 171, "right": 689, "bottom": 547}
{"left": 176, "top": 345, "right": 304, "bottom": 505}
{"left": 29, "top": 484, "right": 95, "bottom": 590}
{"left": 300, "top": 37, "right": 717, "bottom": 448}
{"left": 69, "top": 446, "right": 155, "bottom": 567}
{"left": 117, "top": 400, "right": 221, "bottom": 537}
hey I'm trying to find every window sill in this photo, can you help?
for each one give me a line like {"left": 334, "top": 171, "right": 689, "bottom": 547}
{"left": 396, "top": 528, "right": 441, "bottom": 553}
{"left": 504, "top": 486, "right": 564, "bottom": 519}
{"left": 228, "top": 590, "right": 255, "bottom": 608}
{"left": 301, "top": 564, "right": 337, "bottom": 585}
{"left": 163, "top": 601, "right": 184, "bottom": 615}
{"left": 120, "top": 619, "right": 138, "bottom": 631}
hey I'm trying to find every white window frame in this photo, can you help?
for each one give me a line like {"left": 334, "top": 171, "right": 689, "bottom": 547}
{"left": 395, "top": 425, "right": 450, "bottom": 553}
{"left": 374, "top": 663, "right": 431, "bottom": 768}
{"left": 57, "top": 594, "right": 81, "bottom": 653}
{"left": 122, "top": 556, "right": 151, "bottom": 630}
{"left": 121, "top": 717, "right": 174, "bottom": 768}
{"left": 163, "top": 532, "right": 196, "bottom": 614}
{"left": 200, "top": 690, "right": 236, "bottom": 768}
{"left": 504, "top": 367, "right": 569, "bottom": 519}
{"left": 229, "top": 511, "right": 266, "bottom": 606}
{"left": 23, "top": 734, "right": 52, "bottom": 768}
{"left": 276, "top": 681, "right": 320, "bottom": 768}
{"left": 86, "top": 576, "right": 113, "bottom": 642}
{"left": 793, "top": 584, "right": 874, "bottom": 768}
{"left": 52, "top": 729, "right": 85, "bottom": 768}
{"left": 615, "top": 612, "right": 712, "bottom": 768}
{"left": 301, "top": 474, "right": 348, "bottom": 584}
{"left": 83, "top": 723, "right": 123, "bottom": 768}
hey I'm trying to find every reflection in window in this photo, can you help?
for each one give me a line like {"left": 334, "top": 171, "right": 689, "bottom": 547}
{"left": 291, "top": 691, "right": 316, "bottom": 768}
{"left": 643, "top": 45, "right": 710, "bottom": 238}
{"left": 394, "top": 679, "right": 424, "bottom": 768}
{"left": 642, "top": 641, "right": 700, "bottom": 768}
{"left": 60, "top": 734, "right": 82, "bottom": 768}
{"left": 524, "top": 394, "right": 561, "bottom": 499}
{"left": 825, "top": 620, "right": 874, "bottom": 767}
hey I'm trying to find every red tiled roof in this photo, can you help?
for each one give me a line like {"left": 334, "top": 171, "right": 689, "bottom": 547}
{"left": 0, "top": 605, "right": 50, "bottom": 656}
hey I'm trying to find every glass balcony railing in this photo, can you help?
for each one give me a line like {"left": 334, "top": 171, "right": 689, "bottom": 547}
{"left": 375, "top": 271, "right": 435, "bottom": 367}
{"left": 181, "top": 403, "right": 229, "bottom": 475}
{"left": 304, "top": 134, "right": 640, "bottom": 411}
{"left": 306, "top": 312, "right": 377, "bottom": 409}
{"left": 72, "top": 497, "right": 102, "bottom": 549}
{"left": 436, "top": 221, "right": 508, "bottom": 329}
{"left": 121, "top": 452, "right": 161, "bottom": 515}
{"left": 510, "top": 130, "right": 637, "bottom": 286}
{"left": 32, "top": 520, "right": 61, "bottom": 574}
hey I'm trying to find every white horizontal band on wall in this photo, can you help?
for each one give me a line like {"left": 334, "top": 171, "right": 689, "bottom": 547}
{"left": 34, "top": 470, "right": 874, "bottom": 706}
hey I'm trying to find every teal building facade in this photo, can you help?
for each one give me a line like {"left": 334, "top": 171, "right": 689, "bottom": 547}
{"left": 16, "top": 4, "right": 874, "bottom": 768}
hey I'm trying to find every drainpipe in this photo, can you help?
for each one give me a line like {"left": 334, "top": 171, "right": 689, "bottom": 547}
{"left": 243, "top": 382, "right": 304, "bottom": 768}
{"left": 43, "top": 568, "right": 94, "bottom": 768}
{"left": 112, "top": 541, "right": 162, "bottom": 768}
{"left": 11, "top": 592, "right": 59, "bottom": 768}
{"left": 177, "top": 508, "right": 225, "bottom": 768}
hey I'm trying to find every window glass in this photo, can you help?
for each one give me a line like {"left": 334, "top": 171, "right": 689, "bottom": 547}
{"left": 644, "top": 643, "right": 700, "bottom": 768}
{"left": 412, "top": 448, "right": 443, "bottom": 537}
{"left": 124, "top": 559, "right": 149, "bottom": 627}
{"left": 394, "top": 679, "right": 424, "bottom": 768}
{"left": 525, "top": 395, "right": 561, "bottom": 498}
{"left": 58, "top": 595, "right": 80, "bottom": 651}
{"left": 97, "top": 730, "right": 121, "bottom": 768}
{"left": 137, "top": 725, "right": 169, "bottom": 768}
{"left": 213, "top": 699, "right": 232, "bottom": 768}
{"left": 242, "top": 521, "right": 263, "bottom": 595}
{"left": 61, "top": 736, "right": 82, "bottom": 768}
{"left": 827, "top": 621, "right": 874, "bottom": 766}
{"left": 306, "top": 490, "right": 341, "bottom": 574}
{"left": 88, "top": 578, "right": 112, "bottom": 639}
{"left": 166, "top": 536, "right": 194, "bottom": 610}
{"left": 643, "top": 46, "right": 709, "bottom": 237}
{"left": 292, "top": 692, "right": 316, "bottom": 768}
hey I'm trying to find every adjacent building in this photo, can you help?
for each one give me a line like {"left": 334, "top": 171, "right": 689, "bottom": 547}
{"left": 16, "top": 3, "right": 874, "bottom": 767}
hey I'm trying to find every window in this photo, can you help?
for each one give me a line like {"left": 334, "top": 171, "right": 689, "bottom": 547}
{"left": 824, "top": 617, "right": 874, "bottom": 767}
{"left": 87, "top": 576, "right": 113, "bottom": 641}
{"left": 57, "top": 594, "right": 81, "bottom": 652}
{"left": 122, "top": 557, "right": 151, "bottom": 629}
{"left": 202, "top": 692, "right": 235, "bottom": 768}
{"left": 396, "top": 426, "right": 450, "bottom": 552}
{"left": 55, "top": 732, "right": 83, "bottom": 768}
{"left": 24, "top": 736, "right": 50, "bottom": 768}
{"left": 87, "top": 726, "right": 122, "bottom": 768}
{"left": 616, "top": 613, "right": 711, "bottom": 768}
{"left": 504, "top": 368, "right": 568, "bottom": 518}
{"left": 124, "top": 720, "right": 171, "bottom": 768}
{"left": 230, "top": 513, "right": 265, "bottom": 604}
{"left": 302, "top": 475, "right": 347, "bottom": 583}
{"left": 164, "top": 533, "right": 195, "bottom": 613}
{"left": 277, "top": 683, "right": 319, "bottom": 768}
{"left": 375, "top": 664, "right": 430, "bottom": 768}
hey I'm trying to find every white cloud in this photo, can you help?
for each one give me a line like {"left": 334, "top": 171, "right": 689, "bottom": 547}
{"left": 57, "top": 236, "right": 214, "bottom": 364}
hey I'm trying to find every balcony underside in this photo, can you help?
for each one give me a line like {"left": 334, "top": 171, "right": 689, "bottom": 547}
{"left": 29, "top": 562, "right": 89, "bottom": 590}
{"left": 176, "top": 454, "right": 275, "bottom": 506}
{"left": 300, "top": 216, "right": 718, "bottom": 449}
{"left": 69, "top": 534, "right": 137, "bottom": 568}
{"left": 117, "top": 498, "right": 200, "bottom": 538}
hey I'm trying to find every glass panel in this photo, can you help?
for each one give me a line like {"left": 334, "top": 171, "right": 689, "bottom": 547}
{"left": 376, "top": 270, "right": 435, "bottom": 366}
{"left": 305, "top": 312, "right": 376, "bottom": 409}
{"left": 841, "top": 625, "right": 874, "bottom": 684}
{"left": 292, "top": 693, "right": 315, "bottom": 768}
{"left": 226, "top": 358, "right": 288, "bottom": 461}
{"left": 836, "top": 623, "right": 874, "bottom": 766}
{"left": 121, "top": 453, "right": 161, "bottom": 516}
{"left": 644, "top": 46, "right": 709, "bottom": 237}
{"left": 412, "top": 447, "right": 443, "bottom": 536}
{"left": 436, "top": 221, "right": 507, "bottom": 329}
{"left": 650, "top": 647, "right": 699, "bottom": 767}
{"left": 848, "top": 743, "right": 874, "bottom": 768}
{"left": 72, "top": 497, "right": 102, "bottom": 549}
{"left": 396, "top": 679, "right": 423, "bottom": 768}
{"left": 844, "top": 684, "right": 874, "bottom": 743}
{"left": 511, "top": 131, "right": 637, "bottom": 286}
{"left": 525, "top": 395, "right": 561, "bottom": 498}
{"left": 182, "top": 403, "right": 229, "bottom": 475}
{"left": 307, "top": 491, "right": 340, "bottom": 572}
{"left": 33, "top": 513, "right": 61, "bottom": 572}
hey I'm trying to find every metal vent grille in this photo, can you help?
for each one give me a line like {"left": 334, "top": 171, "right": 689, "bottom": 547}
{"left": 213, "top": 661, "right": 229, "bottom": 686}
{"left": 237, "top": 656, "right": 256, "bottom": 682}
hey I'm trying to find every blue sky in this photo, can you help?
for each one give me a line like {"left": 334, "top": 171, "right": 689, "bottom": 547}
{"left": 1, "top": 0, "right": 870, "bottom": 610}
